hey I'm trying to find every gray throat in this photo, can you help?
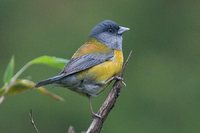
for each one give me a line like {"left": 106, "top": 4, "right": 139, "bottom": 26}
{"left": 94, "top": 34, "right": 123, "bottom": 50}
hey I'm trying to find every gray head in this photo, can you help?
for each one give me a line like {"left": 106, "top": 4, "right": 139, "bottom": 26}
{"left": 89, "top": 20, "right": 129, "bottom": 50}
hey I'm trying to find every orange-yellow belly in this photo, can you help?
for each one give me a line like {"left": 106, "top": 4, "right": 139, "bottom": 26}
{"left": 77, "top": 50, "right": 123, "bottom": 84}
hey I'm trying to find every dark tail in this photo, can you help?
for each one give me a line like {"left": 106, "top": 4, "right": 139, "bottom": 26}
{"left": 35, "top": 75, "right": 64, "bottom": 88}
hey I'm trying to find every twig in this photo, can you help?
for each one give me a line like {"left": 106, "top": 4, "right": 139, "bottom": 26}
{"left": 67, "top": 126, "right": 76, "bottom": 133}
{"left": 29, "top": 110, "right": 40, "bottom": 133}
{"left": 86, "top": 50, "right": 133, "bottom": 133}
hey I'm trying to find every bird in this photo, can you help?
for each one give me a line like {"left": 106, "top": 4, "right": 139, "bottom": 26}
{"left": 35, "top": 20, "right": 129, "bottom": 117}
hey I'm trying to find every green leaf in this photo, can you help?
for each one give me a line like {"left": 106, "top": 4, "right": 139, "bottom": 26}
{"left": 37, "top": 87, "right": 64, "bottom": 101}
{"left": 0, "top": 79, "right": 35, "bottom": 96}
{"left": 0, "top": 88, "right": 5, "bottom": 96}
{"left": 3, "top": 56, "right": 15, "bottom": 84}
{"left": 30, "top": 56, "right": 68, "bottom": 69}
{"left": 0, "top": 79, "right": 64, "bottom": 102}
{"left": 10, "top": 56, "right": 68, "bottom": 82}
{"left": 0, "top": 55, "right": 67, "bottom": 104}
{"left": 0, "top": 96, "right": 4, "bottom": 104}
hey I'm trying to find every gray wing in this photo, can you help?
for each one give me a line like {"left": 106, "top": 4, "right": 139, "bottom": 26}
{"left": 61, "top": 50, "right": 114, "bottom": 76}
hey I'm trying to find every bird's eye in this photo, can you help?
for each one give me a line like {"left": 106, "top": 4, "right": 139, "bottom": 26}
{"left": 108, "top": 28, "right": 114, "bottom": 33}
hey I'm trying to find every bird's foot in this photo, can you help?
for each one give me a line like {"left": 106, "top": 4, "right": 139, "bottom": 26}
{"left": 91, "top": 112, "right": 102, "bottom": 119}
{"left": 115, "top": 76, "right": 126, "bottom": 86}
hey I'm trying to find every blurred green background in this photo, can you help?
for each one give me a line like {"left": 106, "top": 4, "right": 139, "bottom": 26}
{"left": 0, "top": 0, "right": 200, "bottom": 133}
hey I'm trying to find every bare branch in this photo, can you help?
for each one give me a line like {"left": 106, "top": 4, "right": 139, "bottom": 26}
{"left": 86, "top": 50, "right": 133, "bottom": 133}
{"left": 29, "top": 110, "right": 40, "bottom": 133}
{"left": 67, "top": 126, "right": 75, "bottom": 133}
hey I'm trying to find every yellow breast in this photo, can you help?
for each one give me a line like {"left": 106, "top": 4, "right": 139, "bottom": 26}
{"left": 73, "top": 38, "right": 123, "bottom": 84}
{"left": 83, "top": 49, "right": 124, "bottom": 83}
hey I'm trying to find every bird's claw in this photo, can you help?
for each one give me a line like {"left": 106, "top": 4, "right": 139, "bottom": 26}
{"left": 115, "top": 76, "right": 126, "bottom": 86}
{"left": 122, "top": 81, "right": 126, "bottom": 86}
{"left": 115, "top": 76, "right": 123, "bottom": 80}
{"left": 92, "top": 112, "right": 102, "bottom": 119}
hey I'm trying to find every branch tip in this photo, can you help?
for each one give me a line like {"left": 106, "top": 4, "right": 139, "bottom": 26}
{"left": 29, "top": 109, "right": 39, "bottom": 133}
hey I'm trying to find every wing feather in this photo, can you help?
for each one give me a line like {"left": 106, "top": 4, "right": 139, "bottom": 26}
{"left": 61, "top": 50, "right": 114, "bottom": 76}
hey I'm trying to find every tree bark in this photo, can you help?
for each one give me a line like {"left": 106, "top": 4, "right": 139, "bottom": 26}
{"left": 86, "top": 51, "right": 132, "bottom": 133}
